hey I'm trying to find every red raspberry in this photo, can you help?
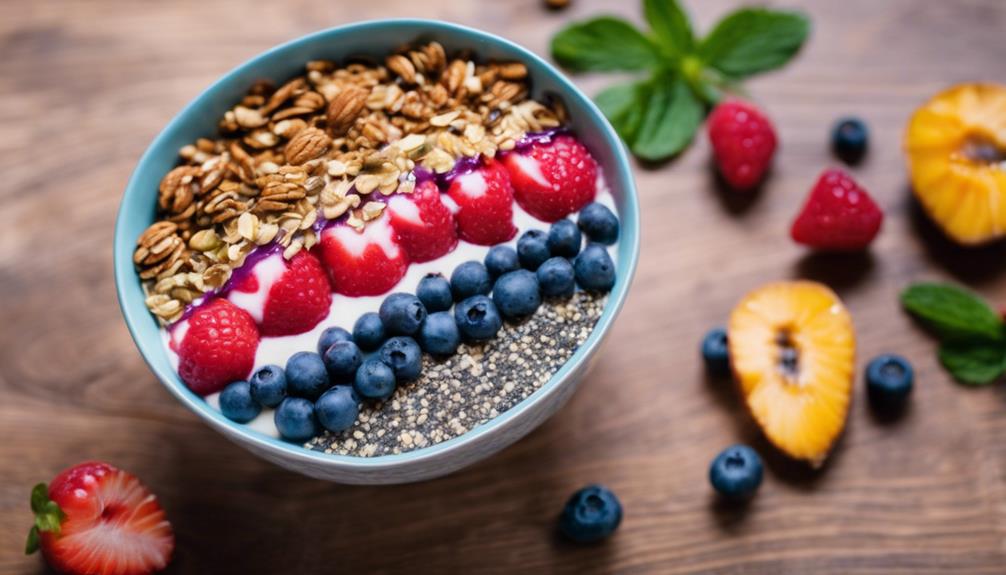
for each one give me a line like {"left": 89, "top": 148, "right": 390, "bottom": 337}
{"left": 317, "top": 216, "right": 409, "bottom": 296}
{"left": 386, "top": 180, "right": 458, "bottom": 262}
{"left": 791, "top": 168, "right": 884, "bottom": 250}
{"left": 177, "top": 299, "right": 259, "bottom": 395}
{"left": 503, "top": 135, "right": 598, "bottom": 222}
{"left": 258, "top": 252, "right": 332, "bottom": 337}
{"left": 707, "top": 100, "right": 777, "bottom": 191}
{"left": 447, "top": 160, "right": 518, "bottom": 245}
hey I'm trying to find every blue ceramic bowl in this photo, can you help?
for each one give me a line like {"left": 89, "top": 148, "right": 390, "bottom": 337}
{"left": 114, "top": 19, "right": 639, "bottom": 484}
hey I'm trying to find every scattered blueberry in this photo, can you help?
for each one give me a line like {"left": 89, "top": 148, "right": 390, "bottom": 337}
{"left": 832, "top": 117, "right": 868, "bottom": 164}
{"left": 219, "top": 381, "right": 261, "bottom": 423}
{"left": 484, "top": 245, "right": 520, "bottom": 279}
{"left": 577, "top": 202, "right": 619, "bottom": 245}
{"left": 547, "top": 219, "right": 582, "bottom": 258}
{"left": 558, "top": 485, "right": 623, "bottom": 543}
{"left": 701, "top": 328, "right": 730, "bottom": 376}
{"left": 517, "top": 230, "right": 551, "bottom": 271}
{"left": 536, "top": 257, "right": 576, "bottom": 298}
{"left": 454, "top": 295, "right": 503, "bottom": 341}
{"left": 323, "top": 340, "right": 362, "bottom": 381}
{"left": 574, "top": 244, "right": 616, "bottom": 292}
{"left": 249, "top": 364, "right": 287, "bottom": 408}
{"left": 709, "top": 445, "right": 763, "bottom": 501}
{"left": 380, "top": 336, "right": 423, "bottom": 382}
{"left": 317, "top": 326, "right": 352, "bottom": 356}
{"left": 451, "top": 261, "right": 492, "bottom": 300}
{"left": 417, "top": 273, "right": 454, "bottom": 312}
{"left": 353, "top": 312, "right": 386, "bottom": 351}
{"left": 493, "top": 270, "right": 541, "bottom": 319}
{"left": 285, "top": 352, "right": 330, "bottom": 399}
{"left": 353, "top": 359, "right": 397, "bottom": 401}
{"left": 379, "top": 293, "right": 427, "bottom": 336}
{"left": 315, "top": 385, "right": 360, "bottom": 433}
{"left": 866, "top": 354, "right": 913, "bottom": 413}
{"left": 274, "top": 397, "right": 319, "bottom": 442}
{"left": 417, "top": 311, "right": 461, "bottom": 356}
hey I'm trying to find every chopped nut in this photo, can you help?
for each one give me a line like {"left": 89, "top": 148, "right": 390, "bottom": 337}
{"left": 361, "top": 201, "right": 385, "bottom": 221}
{"left": 273, "top": 118, "right": 307, "bottom": 139}
{"left": 234, "top": 106, "right": 268, "bottom": 128}
{"left": 386, "top": 54, "right": 417, "bottom": 84}
{"left": 283, "top": 240, "right": 303, "bottom": 260}
{"left": 497, "top": 62, "right": 528, "bottom": 81}
{"left": 395, "top": 133, "right": 426, "bottom": 152}
{"left": 188, "top": 229, "right": 221, "bottom": 252}
{"left": 237, "top": 212, "right": 259, "bottom": 241}
{"left": 256, "top": 222, "right": 280, "bottom": 245}
{"left": 430, "top": 110, "right": 460, "bottom": 127}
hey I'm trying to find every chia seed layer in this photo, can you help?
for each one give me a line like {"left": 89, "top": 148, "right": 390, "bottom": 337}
{"left": 306, "top": 291, "right": 607, "bottom": 457}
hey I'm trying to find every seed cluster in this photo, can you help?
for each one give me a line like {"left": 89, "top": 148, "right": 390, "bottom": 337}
{"left": 307, "top": 292, "right": 606, "bottom": 457}
{"left": 134, "top": 41, "right": 565, "bottom": 324}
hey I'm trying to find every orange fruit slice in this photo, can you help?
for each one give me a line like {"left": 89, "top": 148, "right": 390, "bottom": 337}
{"left": 905, "top": 83, "right": 1006, "bottom": 245}
{"left": 728, "top": 281, "right": 855, "bottom": 467}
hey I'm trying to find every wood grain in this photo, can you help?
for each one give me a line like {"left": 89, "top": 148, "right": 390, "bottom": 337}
{"left": 2, "top": 0, "right": 1006, "bottom": 573}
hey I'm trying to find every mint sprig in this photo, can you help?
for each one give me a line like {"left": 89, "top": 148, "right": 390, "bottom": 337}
{"left": 901, "top": 282, "right": 1006, "bottom": 385}
{"left": 550, "top": 0, "right": 810, "bottom": 161}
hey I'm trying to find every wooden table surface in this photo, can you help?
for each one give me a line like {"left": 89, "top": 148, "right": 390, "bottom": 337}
{"left": 3, "top": 0, "right": 1006, "bottom": 573}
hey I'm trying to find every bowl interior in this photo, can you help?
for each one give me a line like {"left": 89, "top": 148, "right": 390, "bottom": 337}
{"left": 114, "top": 19, "right": 639, "bottom": 469}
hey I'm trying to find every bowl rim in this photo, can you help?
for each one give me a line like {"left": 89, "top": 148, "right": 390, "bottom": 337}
{"left": 114, "top": 18, "right": 640, "bottom": 471}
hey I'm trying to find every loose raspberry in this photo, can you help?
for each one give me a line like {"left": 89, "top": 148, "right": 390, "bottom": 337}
{"left": 791, "top": 168, "right": 883, "bottom": 250}
{"left": 707, "top": 100, "right": 777, "bottom": 191}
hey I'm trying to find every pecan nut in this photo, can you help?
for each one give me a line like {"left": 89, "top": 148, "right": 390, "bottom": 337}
{"left": 284, "top": 127, "right": 331, "bottom": 165}
{"left": 326, "top": 86, "right": 368, "bottom": 135}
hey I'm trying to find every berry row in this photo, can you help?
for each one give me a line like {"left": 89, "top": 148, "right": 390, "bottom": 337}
{"left": 218, "top": 203, "right": 620, "bottom": 442}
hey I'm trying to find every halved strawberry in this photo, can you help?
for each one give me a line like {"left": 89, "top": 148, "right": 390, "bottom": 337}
{"left": 176, "top": 298, "right": 259, "bottom": 396}
{"left": 386, "top": 180, "right": 458, "bottom": 262}
{"left": 502, "top": 135, "right": 598, "bottom": 222}
{"left": 27, "top": 462, "right": 175, "bottom": 575}
{"left": 446, "top": 160, "right": 517, "bottom": 245}
{"left": 317, "top": 216, "right": 409, "bottom": 296}
{"left": 229, "top": 251, "right": 332, "bottom": 337}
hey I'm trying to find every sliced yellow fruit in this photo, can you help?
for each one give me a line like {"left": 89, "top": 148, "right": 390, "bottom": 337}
{"left": 905, "top": 83, "right": 1006, "bottom": 245}
{"left": 728, "top": 281, "right": 856, "bottom": 467}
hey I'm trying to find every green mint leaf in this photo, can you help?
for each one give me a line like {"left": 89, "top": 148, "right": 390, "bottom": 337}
{"left": 901, "top": 282, "right": 1004, "bottom": 342}
{"left": 643, "top": 0, "right": 694, "bottom": 58}
{"left": 699, "top": 8, "right": 810, "bottom": 78}
{"left": 938, "top": 340, "right": 1006, "bottom": 386}
{"left": 25, "top": 526, "right": 40, "bottom": 555}
{"left": 630, "top": 72, "right": 704, "bottom": 161}
{"left": 595, "top": 81, "right": 648, "bottom": 147}
{"left": 30, "top": 483, "right": 47, "bottom": 514}
{"left": 551, "top": 17, "right": 663, "bottom": 72}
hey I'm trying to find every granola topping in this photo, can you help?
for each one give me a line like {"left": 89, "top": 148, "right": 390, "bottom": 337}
{"left": 135, "top": 41, "right": 565, "bottom": 324}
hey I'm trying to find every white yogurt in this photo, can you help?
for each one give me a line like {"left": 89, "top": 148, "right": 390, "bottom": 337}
{"left": 163, "top": 176, "right": 619, "bottom": 439}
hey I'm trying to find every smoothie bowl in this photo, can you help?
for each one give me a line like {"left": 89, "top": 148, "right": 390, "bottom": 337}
{"left": 114, "top": 19, "right": 639, "bottom": 484}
